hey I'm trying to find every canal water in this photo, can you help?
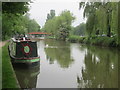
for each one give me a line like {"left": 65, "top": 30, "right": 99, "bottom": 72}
{"left": 13, "top": 39, "right": 118, "bottom": 88}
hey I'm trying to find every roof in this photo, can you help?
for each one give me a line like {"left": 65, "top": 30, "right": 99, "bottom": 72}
{"left": 28, "top": 32, "right": 49, "bottom": 35}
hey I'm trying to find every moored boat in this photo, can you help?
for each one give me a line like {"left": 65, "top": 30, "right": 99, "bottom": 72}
{"left": 8, "top": 36, "right": 40, "bottom": 65}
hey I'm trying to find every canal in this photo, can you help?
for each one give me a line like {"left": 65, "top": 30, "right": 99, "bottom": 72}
{"left": 13, "top": 39, "right": 118, "bottom": 88}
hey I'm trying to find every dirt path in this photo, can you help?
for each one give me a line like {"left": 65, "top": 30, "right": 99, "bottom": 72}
{"left": 0, "top": 41, "right": 7, "bottom": 48}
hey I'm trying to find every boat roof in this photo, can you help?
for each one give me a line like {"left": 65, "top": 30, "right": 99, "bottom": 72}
{"left": 11, "top": 37, "right": 36, "bottom": 43}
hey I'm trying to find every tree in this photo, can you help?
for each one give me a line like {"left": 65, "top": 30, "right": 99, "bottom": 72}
{"left": 79, "top": 2, "right": 99, "bottom": 37}
{"left": 28, "top": 19, "right": 40, "bottom": 33}
{"left": 73, "top": 23, "right": 86, "bottom": 36}
{"left": 44, "top": 10, "right": 75, "bottom": 41}
{"left": 79, "top": 2, "right": 119, "bottom": 44}
{"left": 2, "top": 2, "right": 41, "bottom": 40}
{"left": 46, "top": 10, "right": 55, "bottom": 21}
{"left": 2, "top": 2, "right": 29, "bottom": 15}
{"left": 2, "top": 2, "right": 30, "bottom": 40}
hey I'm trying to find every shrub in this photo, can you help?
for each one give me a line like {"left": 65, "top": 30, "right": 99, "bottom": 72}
{"left": 69, "top": 35, "right": 118, "bottom": 47}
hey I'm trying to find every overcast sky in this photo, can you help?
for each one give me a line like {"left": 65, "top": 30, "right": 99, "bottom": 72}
{"left": 29, "top": 0, "right": 86, "bottom": 27}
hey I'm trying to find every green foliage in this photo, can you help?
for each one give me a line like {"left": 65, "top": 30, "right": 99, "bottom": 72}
{"left": 2, "top": 2, "right": 29, "bottom": 15}
{"left": 21, "top": 14, "right": 41, "bottom": 33}
{"left": 69, "top": 35, "right": 118, "bottom": 47}
{"left": 46, "top": 10, "right": 55, "bottom": 21}
{"left": 2, "top": 13, "right": 25, "bottom": 40}
{"left": 90, "top": 36, "right": 117, "bottom": 47}
{"left": 27, "top": 19, "right": 40, "bottom": 33}
{"left": 118, "top": 2, "right": 120, "bottom": 46}
{"left": 69, "top": 35, "right": 85, "bottom": 43}
{"left": 86, "top": 14, "right": 95, "bottom": 36}
{"left": 0, "top": 12, "right": 1, "bottom": 41}
{"left": 79, "top": 2, "right": 119, "bottom": 45}
{"left": 2, "top": 13, "right": 40, "bottom": 40}
{"left": 73, "top": 23, "right": 86, "bottom": 36}
{"left": 44, "top": 10, "right": 75, "bottom": 41}
{"left": 2, "top": 2, "right": 40, "bottom": 40}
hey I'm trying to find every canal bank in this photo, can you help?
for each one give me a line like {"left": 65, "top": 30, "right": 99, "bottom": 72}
{"left": 2, "top": 42, "right": 20, "bottom": 88}
{"left": 69, "top": 35, "right": 119, "bottom": 47}
{"left": 0, "top": 41, "right": 7, "bottom": 48}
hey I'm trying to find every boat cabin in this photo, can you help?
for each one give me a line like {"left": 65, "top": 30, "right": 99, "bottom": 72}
{"left": 8, "top": 36, "right": 40, "bottom": 64}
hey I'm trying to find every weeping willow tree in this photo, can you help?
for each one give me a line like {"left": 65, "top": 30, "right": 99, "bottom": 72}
{"left": 79, "top": 2, "right": 119, "bottom": 44}
{"left": 80, "top": 2, "right": 118, "bottom": 37}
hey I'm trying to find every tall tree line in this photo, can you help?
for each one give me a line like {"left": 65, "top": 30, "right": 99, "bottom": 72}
{"left": 72, "top": 23, "right": 86, "bottom": 36}
{"left": 2, "top": 2, "right": 40, "bottom": 40}
{"left": 79, "top": 2, "right": 119, "bottom": 44}
{"left": 43, "top": 10, "right": 75, "bottom": 41}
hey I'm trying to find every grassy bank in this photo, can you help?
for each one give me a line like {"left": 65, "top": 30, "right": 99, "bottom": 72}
{"left": 69, "top": 35, "right": 118, "bottom": 47}
{"left": 2, "top": 42, "right": 19, "bottom": 88}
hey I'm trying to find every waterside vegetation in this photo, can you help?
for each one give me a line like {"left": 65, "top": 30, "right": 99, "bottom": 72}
{"left": 43, "top": 2, "right": 120, "bottom": 47}
{"left": 69, "top": 35, "right": 118, "bottom": 47}
{"left": 2, "top": 43, "right": 19, "bottom": 88}
{"left": 2, "top": 2, "right": 40, "bottom": 41}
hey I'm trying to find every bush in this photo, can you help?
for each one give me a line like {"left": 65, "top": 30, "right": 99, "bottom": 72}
{"left": 69, "top": 35, "right": 118, "bottom": 47}
{"left": 69, "top": 35, "right": 85, "bottom": 43}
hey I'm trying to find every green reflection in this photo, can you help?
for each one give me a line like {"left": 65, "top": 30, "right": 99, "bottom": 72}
{"left": 45, "top": 40, "right": 74, "bottom": 68}
{"left": 77, "top": 46, "right": 118, "bottom": 88}
{"left": 13, "top": 64, "right": 40, "bottom": 88}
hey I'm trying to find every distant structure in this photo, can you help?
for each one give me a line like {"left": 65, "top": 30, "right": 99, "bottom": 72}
{"left": 28, "top": 32, "right": 50, "bottom": 39}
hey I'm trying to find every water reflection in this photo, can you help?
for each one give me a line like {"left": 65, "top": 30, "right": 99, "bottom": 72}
{"left": 45, "top": 40, "right": 74, "bottom": 68}
{"left": 77, "top": 46, "right": 118, "bottom": 88}
{"left": 13, "top": 64, "right": 40, "bottom": 88}
{"left": 13, "top": 40, "right": 118, "bottom": 88}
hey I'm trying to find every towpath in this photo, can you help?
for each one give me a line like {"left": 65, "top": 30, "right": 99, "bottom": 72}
{"left": 0, "top": 41, "right": 7, "bottom": 48}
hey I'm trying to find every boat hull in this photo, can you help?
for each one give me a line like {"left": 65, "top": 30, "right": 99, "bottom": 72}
{"left": 12, "top": 57, "right": 40, "bottom": 63}
{"left": 11, "top": 56, "right": 40, "bottom": 67}
{"left": 12, "top": 60, "right": 40, "bottom": 68}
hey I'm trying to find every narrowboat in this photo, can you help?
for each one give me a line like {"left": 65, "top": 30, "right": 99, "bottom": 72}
{"left": 8, "top": 36, "right": 40, "bottom": 65}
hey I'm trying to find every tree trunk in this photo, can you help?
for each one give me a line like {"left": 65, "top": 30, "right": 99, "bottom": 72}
{"left": 118, "top": 2, "right": 120, "bottom": 46}
{"left": 107, "top": 25, "right": 111, "bottom": 37}
{"left": 107, "top": 12, "right": 111, "bottom": 37}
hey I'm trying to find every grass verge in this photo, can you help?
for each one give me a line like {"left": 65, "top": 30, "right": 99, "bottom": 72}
{"left": 2, "top": 42, "right": 19, "bottom": 88}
